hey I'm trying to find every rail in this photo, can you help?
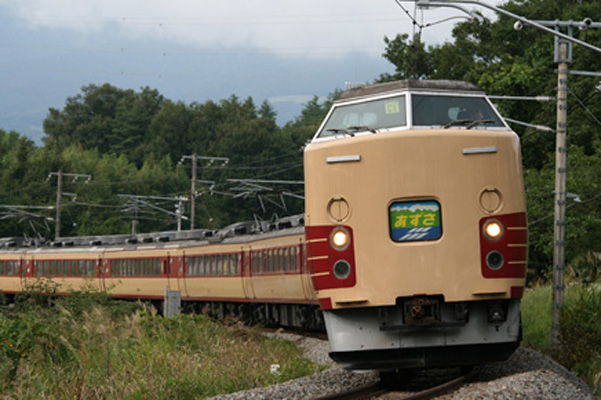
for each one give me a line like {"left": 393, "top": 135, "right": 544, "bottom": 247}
{"left": 314, "top": 372, "right": 469, "bottom": 400}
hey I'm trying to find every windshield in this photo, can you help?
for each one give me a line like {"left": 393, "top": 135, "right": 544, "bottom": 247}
{"left": 412, "top": 94, "right": 504, "bottom": 128}
{"left": 317, "top": 95, "right": 406, "bottom": 138}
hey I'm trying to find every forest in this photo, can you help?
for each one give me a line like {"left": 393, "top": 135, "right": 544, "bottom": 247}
{"left": 1, "top": 0, "right": 600, "bottom": 282}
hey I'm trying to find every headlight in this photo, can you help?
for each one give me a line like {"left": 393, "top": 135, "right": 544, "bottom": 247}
{"left": 486, "top": 250, "right": 505, "bottom": 270}
{"left": 483, "top": 219, "right": 504, "bottom": 241}
{"left": 333, "top": 260, "right": 351, "bottom": 280}
{"left": 330, "top": 227, "right": 351, "bottom": 251}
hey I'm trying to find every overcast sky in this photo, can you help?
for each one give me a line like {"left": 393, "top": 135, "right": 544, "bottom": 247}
{"left": 0, "top": 0, "right": 499, "bottom": 143}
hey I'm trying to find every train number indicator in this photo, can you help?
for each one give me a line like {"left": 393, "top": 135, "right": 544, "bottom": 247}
{"left": 385, "top": 100, "right": 401, "bottom": 114}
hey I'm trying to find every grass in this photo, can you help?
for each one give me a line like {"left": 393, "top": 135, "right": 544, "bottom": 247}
{"left": 521, "top": 283, "right": 553, "bottom": 352}
{"left": 0, "top": 283, "right": 321, "bottom": 400}
{"left": 522, "top": 282, "right": 601, "bottom": 396}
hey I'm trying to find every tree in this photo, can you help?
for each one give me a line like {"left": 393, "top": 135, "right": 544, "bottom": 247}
{"left": 380, "top": 33, "right": 433, "bottom": 80}
{"left": 43, "top": 84, "right": 164, "bottom": 163}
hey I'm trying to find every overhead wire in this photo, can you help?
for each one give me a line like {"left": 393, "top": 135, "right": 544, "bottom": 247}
{"left": 528, "top": 193, "right": 601, "bottom": 226}
{"left": 568, "top": 87, "right": 601, "bottom": 128}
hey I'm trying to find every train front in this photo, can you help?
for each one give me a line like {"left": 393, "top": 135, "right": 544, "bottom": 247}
{"left": 304, "top": 80, "right": 527, "bottom": 370}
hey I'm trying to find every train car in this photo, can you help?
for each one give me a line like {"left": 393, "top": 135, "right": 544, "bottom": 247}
{"left": 304, "top": 79, "right": 527, "bottom": 370}
{"left": 0, "top": 79, "right": 527, "bottom": 372}
{"left": 0, "top": 215, "right": 324, "bottom": 331}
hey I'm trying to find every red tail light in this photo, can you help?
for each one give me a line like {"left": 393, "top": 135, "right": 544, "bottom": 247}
{"left": 306, "top": 225, "right": 356, "bottom": 291}
{"left": 479, "top": 213, "right": 527, "bottom": 279}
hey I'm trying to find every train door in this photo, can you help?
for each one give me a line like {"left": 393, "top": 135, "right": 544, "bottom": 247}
{"left": 242, "top": 247, "right": 256, "bottom": 299}
{"left": 299, "top": 242, "right": 315, "bottom": 301}
{"left": 18, "top": 257, "right": 24, "bottom": 278}
{"left": 20, "top": 257, "right": 34, "bottom": 292}
{"left": 162, "top": 254, "right": 172, "bottom": 291}
{"left": 166, "top": 253, "right": 184, "bottom": 292}
{"left": 98, "top": 253, "right": 106, "bottom": 292}
{"left": 24, "top": 258, "right": 34, "bottom": 278}
{"left": 178, "top": 252, "right": 188, "bottom": 298}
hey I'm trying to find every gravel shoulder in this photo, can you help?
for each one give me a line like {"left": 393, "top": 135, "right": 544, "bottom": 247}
{"left": 207, "top": 333, "right": 596, "bottom": 400}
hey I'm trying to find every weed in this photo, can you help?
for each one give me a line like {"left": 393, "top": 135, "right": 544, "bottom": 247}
{"left": 0, "top": 291, "right": 319, "bottom": 399}
{"left": 560, "top": 285, "right": 601, "bottom": 396}
{"left": 523, "top": 282, "right": 601, "bottom": 396}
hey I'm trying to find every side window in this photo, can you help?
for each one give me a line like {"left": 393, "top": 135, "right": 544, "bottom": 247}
{"left": 290, "top": 247, "right": 298, "bottom": 272}
{"left": 193, "top": 256, "right": 199, "bottom": 276}
{"left": 265, "top": 250, "right": 270, "bottom": 273}
{"left": 188, "top": 256, "right": 194, "bottom": 276}
{"left": 86, "top": 260, "right": 93, "bottom": 277}
{"left": 210, "top": 255, "right": 216, "bottom": 276}
{"left": 230, "top": 254, "right": 238, "bottom": 275}
{"left": 274, "top": 249, "right": 280, "bottom": 272}
{"left": 222, "top": 254, "right": 229, "bottom": 276}
{"left": 283, "top": 248, "right": 289, "bottom": 272}
{"left": 279, "top": 249, "right": 285, "bottom": 273}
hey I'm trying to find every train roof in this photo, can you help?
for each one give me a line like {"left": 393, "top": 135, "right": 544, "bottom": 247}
{"left": 338, "top": 79, "right": 483, "bottom": 101}
{"left": 0, "top": 214, "right": 305, "bottom": 253}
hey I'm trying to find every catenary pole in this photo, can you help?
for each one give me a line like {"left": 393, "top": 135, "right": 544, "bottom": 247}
{"left": 191, "top": 153, "right": 197, "bottom": 230}
{"left": 48, "top": 171, "right": 92, "bottom": 239}
{"left": 55, "top": 170, "right": 62, "bottom": 239}
{"left": 552, "top": 41, "right": 569, "bottom": 353}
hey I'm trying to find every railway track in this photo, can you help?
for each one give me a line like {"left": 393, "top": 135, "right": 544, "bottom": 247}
{"left": 313, "top": 371, "right": 469, "bottom": 400}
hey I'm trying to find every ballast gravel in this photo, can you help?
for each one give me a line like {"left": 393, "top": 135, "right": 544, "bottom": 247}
{"left": 206, "top": 333, "right": 596, "bottom": 400}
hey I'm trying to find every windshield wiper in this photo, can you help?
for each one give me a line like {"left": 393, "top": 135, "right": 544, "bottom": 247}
{"left": 443, "top": 119, "right": 473, "bottom": 129}
{"left": 466, "top": 119, "right": 495, "bottom": 129}
{"left": 347, "top": 125, "right": 376, "bottom": 133}
{"left": 327, "top": 126, "right": 376, "bottom": 136}
{"left": 327, "top": 128, "right": 354, "bottom": 136}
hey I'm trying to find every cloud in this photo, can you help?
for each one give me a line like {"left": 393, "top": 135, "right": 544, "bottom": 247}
{"left": 0, "top": 0, "right": 485, "bottom": 58}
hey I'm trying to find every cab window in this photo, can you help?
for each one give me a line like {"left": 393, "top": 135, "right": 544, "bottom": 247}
{"left": 318, "top": 95, "right": 406, "bottom": 138}
{"left": 412, "top": 94, "right": 503, "bottom": 127}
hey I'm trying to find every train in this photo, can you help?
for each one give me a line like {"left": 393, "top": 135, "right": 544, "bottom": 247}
{"left": 0, "top": 79, "right": 527, "bottom": 371}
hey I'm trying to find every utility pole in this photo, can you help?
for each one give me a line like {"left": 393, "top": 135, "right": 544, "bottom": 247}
{"left": 552, "top": 40, "right": 569, "bottom": 353}
{"left": 118, "top": 194, "right": 189, "bottom": 233}
{"left": 47, "top": 171, "right": 92, "bottom": 239}
{"left": 178, "top": 155, "right": 228, "bottom": 230}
